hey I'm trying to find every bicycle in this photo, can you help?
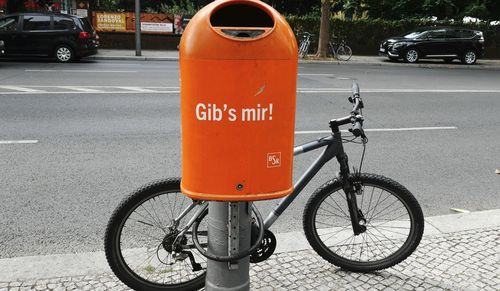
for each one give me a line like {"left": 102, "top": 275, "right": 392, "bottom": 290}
{"left": 329, "top": 35, "right": 353, "bottom": 61}
{"left": 104, "top": 82, "right": 424, "bottom": 291}
{"left": 298, "top": 32, "right": 313, "bottom": 58}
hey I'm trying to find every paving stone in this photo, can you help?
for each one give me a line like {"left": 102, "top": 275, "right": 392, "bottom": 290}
{"left": 2, "top": 226, "right": 499, "bottom": 290}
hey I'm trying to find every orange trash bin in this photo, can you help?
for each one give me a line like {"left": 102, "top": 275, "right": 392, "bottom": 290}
{"left": 180, "top": 0, "right": 298, "bottom": 201}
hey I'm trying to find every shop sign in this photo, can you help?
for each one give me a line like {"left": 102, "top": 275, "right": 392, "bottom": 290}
{"left": 95, "top": 12, "right": 126, "bottom": 31}
{"left": 141, "top": 22, "right": 173, "bottom": 33}
{"left": 76, "top": 9, "right": 88, "bottom": 17}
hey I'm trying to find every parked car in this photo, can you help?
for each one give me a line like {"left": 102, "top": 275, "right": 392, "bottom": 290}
{"left": 0, "top": 12, "right": 99, "bottom": 62}
{"left": 379, "top": 27, "right": 485, "bottom": 65}
{"left": 0, "top": 39, "right": 4, "bottom": 55}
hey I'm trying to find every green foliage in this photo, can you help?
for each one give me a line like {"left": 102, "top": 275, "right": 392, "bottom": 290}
{"left": 334, "top": 0, "right": 500, "bottom": 21}
{"left": 287, "top": 16, "right": 500, "bottom": 57}
{"left": 92, "top": 0, "right": 199, "bottom": 14}
{"left": 159, "top": 0, "right": 198, "bottom": 15}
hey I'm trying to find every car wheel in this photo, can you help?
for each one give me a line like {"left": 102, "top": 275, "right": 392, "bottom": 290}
{"left": 54, "top": 45, "right": 74, "bottom": 63}
{"left": 404, "top": 49, "right": 419, "bottom": 63}
{"left": 443, "top": 58, "right": 454, "bottom": 63}
{"left": 461, "top": 50, "right": 477, "bottom": 65}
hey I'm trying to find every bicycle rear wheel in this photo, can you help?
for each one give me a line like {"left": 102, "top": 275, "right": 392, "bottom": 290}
{"left": 303, "top": 173, "right": 424, "bottom": 272}
{"left": 336, "top": 45, "right": 352, "bottom": 61}
{"left": 104, "top": 178, "right": 207, "bottom": 291}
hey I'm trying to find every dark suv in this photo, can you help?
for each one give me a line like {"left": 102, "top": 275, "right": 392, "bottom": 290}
{"left": 0, "top": 12, "right": 99, "bottom": 62}
{"left": 379, "top": 27, "right": 484, "bottom": 65}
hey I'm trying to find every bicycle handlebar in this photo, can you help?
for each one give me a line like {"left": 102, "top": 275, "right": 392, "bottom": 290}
{"left": 350, "top": 82, "right": 364, "bottom": 137}
{"left": 352, "top": 82, "right": 360, "bottom": 98}
{"left": 330, "top": 82, "right": 365, "bottom": 138}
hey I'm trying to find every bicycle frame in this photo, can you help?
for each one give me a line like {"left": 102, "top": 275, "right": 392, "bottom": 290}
{"left": 172, "top": 125, "right": 364, "bottom": 244}
{"left": 264, "top": 130, "right": 351, "bottom": 229}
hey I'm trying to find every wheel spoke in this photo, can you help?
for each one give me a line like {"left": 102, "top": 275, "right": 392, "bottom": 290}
{"left": 108, "top": 181, "right": 206, "bottom": 288}
{"left": 308, "top": 175, "right": 423, "bottom": 270}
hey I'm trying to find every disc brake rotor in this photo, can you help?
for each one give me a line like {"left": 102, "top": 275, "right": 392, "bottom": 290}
{"left": 250, "top": 229, "right": 277, "bottom": 263}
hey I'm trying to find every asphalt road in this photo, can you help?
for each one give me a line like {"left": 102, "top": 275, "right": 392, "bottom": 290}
{"left": 0, "top": 59, "right": 499, "bottom": 258}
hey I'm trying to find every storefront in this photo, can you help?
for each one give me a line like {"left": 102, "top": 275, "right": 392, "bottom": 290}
{"left": 0, "top": 0, "right": 87, "bottom": 17}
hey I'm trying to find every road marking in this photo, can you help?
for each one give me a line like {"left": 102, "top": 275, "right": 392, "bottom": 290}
{"left": 1, "top": 85, "right": 499, "bottom": 94}
{"left": 117, "top": 86, "right": 157, "bottom": 92}
{"left": 0, "top": 86, "right": 43, "bottom": 92}
{"left": 24, "top": 70, "right": 137, "bottom": 73}
{"left": 57, "top": 86, "right": 103, "bottom": 93}
{"left": 298, "top": 88, "right": 500, "bottom": 93}
{"left": 0, "top": 91, "right": 180, "bottom": 95}
{"left": 0, "top": 140, "right": 38, "bottom": 144}
{"left": 298, "top": 73, "right": 335, "bottom": 76}
{"left": 295, "top": 126, "right": 457, "bottom": 135}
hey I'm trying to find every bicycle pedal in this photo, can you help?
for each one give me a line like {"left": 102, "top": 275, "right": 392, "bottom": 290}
{"left": 173, "top": 252, "right": 188, "bottom": 261}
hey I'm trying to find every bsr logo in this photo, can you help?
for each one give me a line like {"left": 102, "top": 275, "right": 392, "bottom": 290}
{"left": 267, "top": 152, "right": 281, "bottom": 168}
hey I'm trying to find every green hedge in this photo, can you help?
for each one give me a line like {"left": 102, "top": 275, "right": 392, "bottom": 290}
{"left": 286, "top": 16, "right": 500, "bottom": 58}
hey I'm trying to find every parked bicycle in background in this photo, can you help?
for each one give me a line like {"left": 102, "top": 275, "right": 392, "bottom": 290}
{"left": 329, "top": 34, "right": 353, "bottom": 61}
{"left": 298, "top": 32, "right": 313, "bottom": 58}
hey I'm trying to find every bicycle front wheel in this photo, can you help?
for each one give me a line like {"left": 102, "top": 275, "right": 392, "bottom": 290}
{"left": 336, "top": 45, "right": 352, "bottom": 61}
{"left": 104, "top": 178, "right": 207, "bottom": 291}
{"left": 303, "top": 173, "right": 424, "bottom": 272}
{"left": 298, "top": 41, "right": 309, "bottom": 58}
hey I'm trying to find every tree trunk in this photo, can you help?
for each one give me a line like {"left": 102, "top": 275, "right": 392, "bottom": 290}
{"left": 317, "top": 0, "right": 331, "bottom": 58}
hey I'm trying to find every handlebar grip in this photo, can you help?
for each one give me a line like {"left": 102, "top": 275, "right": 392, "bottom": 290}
{"left": 352, "top": 82, "right": 360, "bottom": 98}
{"left": 352, "top": 120, "right": 364, "bottom": 137}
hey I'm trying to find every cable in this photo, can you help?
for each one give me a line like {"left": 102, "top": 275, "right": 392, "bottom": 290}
{"left": 358, "top": 137, "right": 368, "bottom": 174}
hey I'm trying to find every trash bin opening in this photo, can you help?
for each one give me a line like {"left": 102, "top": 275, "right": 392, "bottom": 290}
{"left": 210, "top": 3, "right": 274, "bottom": 39}
{"left": 221, "top": 29, "right": 266, "bottom": 38}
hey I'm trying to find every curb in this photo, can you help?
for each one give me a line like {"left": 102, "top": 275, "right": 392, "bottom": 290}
{"left": 1, "top": 208, "right": 499, "bottom": 282}
{"left": 87, "top": 55, "right": 179, "bottom": 62}
{"left": 86, "top": 54, "right": 500, "bottom": 70}
{"left": 298, "top": 58, "right": 500, "bottom": 70}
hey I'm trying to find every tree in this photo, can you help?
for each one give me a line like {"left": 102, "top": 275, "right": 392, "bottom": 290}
{"left": 317, "top": 0, "right": 332, "bottom": 58}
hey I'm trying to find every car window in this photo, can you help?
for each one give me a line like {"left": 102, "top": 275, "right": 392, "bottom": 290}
{"left": 461, "top": 30, "right": 475, "bottom": 38}
{"left": 415, "top": 31, "right": 430, "bottom": 39}
{"left": 446, "top": 29, "right": 460, "bottom": 39}
{"left": 23, "top": 15, "right": 51, "bottom": 31}
{"left": 0, "top": 16, "right": 18, "bottom": 32}
{"left": 54, "top": 16, "right": 76, "bottom": 30}
{"left": 404, "top": 31, "right": 427, "bottom": 39}
{"left": 78, "top": 17, "right": 94, "bottom": 32}
{"left": 429, "top": 29, "right": 446, "bottom": 39}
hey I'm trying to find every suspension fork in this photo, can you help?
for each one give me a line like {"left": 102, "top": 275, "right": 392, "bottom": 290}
{"left": 337, "top": 152, "right": 365, "bottom": 235}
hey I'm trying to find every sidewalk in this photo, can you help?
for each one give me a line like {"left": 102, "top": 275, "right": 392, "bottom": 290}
{"left": 88, "top": 49, "right": 500, "bottom": 70}
{"left": 1, "top": 209, "right": 499, "bottom": 290}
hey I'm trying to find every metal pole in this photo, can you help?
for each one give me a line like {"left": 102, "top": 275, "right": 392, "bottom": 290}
{"left": 134, "top": 0, "right": 141, "bottom": 56}
{"left": 205, "top": 201, "right": 251, "bottom": 291}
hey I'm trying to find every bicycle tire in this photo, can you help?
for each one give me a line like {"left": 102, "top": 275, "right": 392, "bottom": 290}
{"left": 299, "top": 41, "right": 309, "bottom": 58}
{"left": 336, "top": 45, "right": 352, "bottom": 61}
{"left": 328, "top": 42, "right": 336, "bottom": 58}
{"left": 303, "top": 173, "right": 424, "bottom": 272}
{"left": 104, "top": 178, "right": 206, "bottom": 291}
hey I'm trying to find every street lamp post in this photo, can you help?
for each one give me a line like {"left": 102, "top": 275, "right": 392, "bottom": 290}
{"left": 134, "top": 0, "right": 141, "bottom": 56}
{"left": 205, "top": 202, "right": 251, "bottom": 291}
